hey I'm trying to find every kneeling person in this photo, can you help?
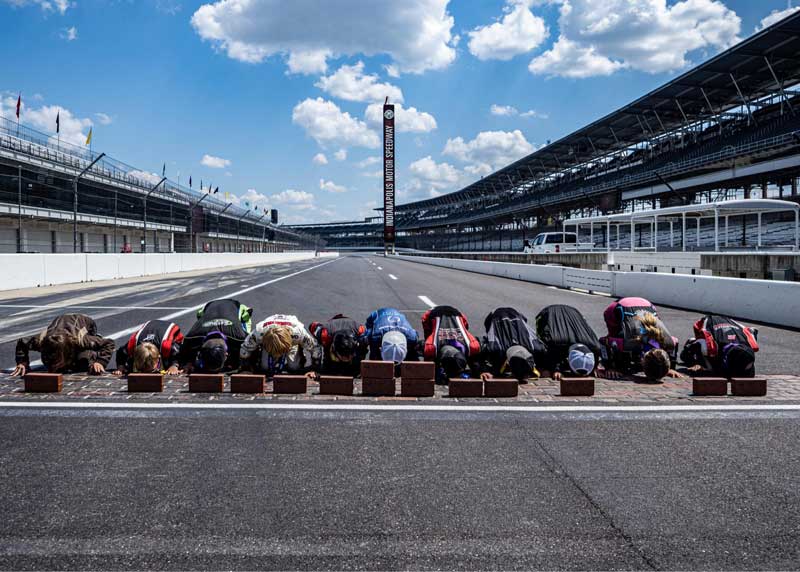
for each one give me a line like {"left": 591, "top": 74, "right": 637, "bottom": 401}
{"left": 240, "top": 314, "right": 320, "bottom": 376}
{"left": 681, "top": 314, "right": 758, "bottom": 378}
{"left": 421, "top": 305, "right": 481, "bottom": 382}
{"left": 601, "top": 297, "right": 681, "bottom": 381}
{"left": 114, "top": 320, "right": 184, "bottom": 375}
{"left": 180, "top": 299, "right": 252, "bottom": 373}
{"left": 364, "top": 308, "right": 421, "bottom": 363}
{"left": 535, "top": 304, "right": 603, "bottom": 380}
{"left": 480, "top": 307, "right": 547, "bottom": 382}
{"left": 310, "top": 315, "right": 367, "bottom": 377}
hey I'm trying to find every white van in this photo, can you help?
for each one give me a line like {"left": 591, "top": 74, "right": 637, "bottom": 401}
{"left": 523, "top": 232, "right": 578, "bottom": 254}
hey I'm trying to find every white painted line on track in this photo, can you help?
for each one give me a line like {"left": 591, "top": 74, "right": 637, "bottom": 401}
{"left": 1, "top": 401, "right": 799, "bottom": 414}
{"left": 388, "top": 274, "right": 398, "bottom": 280}
{"left": 105, "top": 257, "right": 342, "bottom": 341}
{"left": 377, "top": 266, "right": 383, "bottom": 270}
{"left": 418, "top": 295, "right": 436, "bottom": 308}
{"left": 0, "top": 305, "right": 191, "bottom": 311}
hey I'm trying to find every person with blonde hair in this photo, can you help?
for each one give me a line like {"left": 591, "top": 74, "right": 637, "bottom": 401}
{"left": 112, "top": 319, "right": 184, "bottom": 375}
{"left": 240, "top": 314, "right": 320, "bottom": 376}
{"left": 12, "top": 314, "right": 115, "bottom": 376}
{"left": 600, "top": 297, "right": 682, "bottom": 382}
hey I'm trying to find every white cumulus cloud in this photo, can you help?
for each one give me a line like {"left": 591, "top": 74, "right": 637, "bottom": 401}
{"left": 94, "top": 112, "right": 113, "bottom": 125}
{"left": 270, "top": 189, "right": 316, "bottom": 209}
{"left": 333, "top": 149, "right": 347, "bottom": 161}
{"left": 490, "top": 104, "right": 549, "bottom": 119}
{"left": 287, "top": 49, "right": 332, "bottom": 75}
{"left": 316, "top": 61, "right": 404, "bottom": 103}
{"left": 191, "top": 0, "right": 457, "bottom": 74}
{"left": 443, "top": 129, "right": 535, "bottom": 175}
{"left": 201, "top": 154, "right": 231, "bottom": 168}
{"left": 529, "top": 0, "right": 741, "bottom": 78}
{"left": 319, "top": 178, "right": 347, "bottom": 193}
{"left": 25, "top": 104, "right": 92, "bottom": 147}
{"left": 468, "top": 0, "right": 548, "bottom": 61}
{"left": 3, "top": 0, "right": 69, "bottom": 14}
{"left": 292, "top": 97, "right": 379, "bottom": 149}
{"left": 365, "top": 102, "right": 437, "bottom": 133}
{"left": 756, "top": 6, "right": 800, "bottom": 31}
{"left": 312, "top": 152, "right": 328, "bottom": 165}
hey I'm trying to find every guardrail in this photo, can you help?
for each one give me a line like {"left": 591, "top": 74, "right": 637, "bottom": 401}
{"left": 395, "top": 254, "right": 800, "bottom": 329}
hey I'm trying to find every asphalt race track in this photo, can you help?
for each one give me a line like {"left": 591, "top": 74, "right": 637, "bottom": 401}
{"left": 0, "top": 254, "right": 797, "bottom": 373}
{"left": 1, "top": 254, "right": 799, "bottom": 570}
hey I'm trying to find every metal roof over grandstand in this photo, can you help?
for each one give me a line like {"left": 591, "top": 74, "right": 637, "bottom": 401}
{"left": 399, "top": 10, "right": 800, "bottom": 212}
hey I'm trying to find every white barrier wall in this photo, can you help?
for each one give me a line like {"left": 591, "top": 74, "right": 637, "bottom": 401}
{"left": 398, "top": 255, "right": 800, "bottom": 329}
{"left": 0, "top": 252, "right": 337, "bottom": 291}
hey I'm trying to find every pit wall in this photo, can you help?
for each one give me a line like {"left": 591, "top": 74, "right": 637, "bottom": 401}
{"left": 0, "top": 252, "right": 338, "bottom": 291}
{"left": 395, "top": 254, "right": 800, "bottom": 329}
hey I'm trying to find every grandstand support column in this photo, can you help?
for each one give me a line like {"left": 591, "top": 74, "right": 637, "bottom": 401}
{"left": 714, "top": 208, "right": 719, "bottom": 253}
{"left": 630, "top": 219, "right": 635, "bottom": 252}
{"left": 606, "top": 220, "right": 611, "bottom": 253}
{"left": 670, "top": 221, "right": 674, "bottom": 248}
{"left": 682, "top": 213, "right": 686, "bottom": 252}
{"left": 16, "top": 165, "right": 22, "bottom": 253}
{"left": 653, "top": 216, "right": 658, "bottom": 253}
{"left": 590, "top": 222, "right": 594, "bottom": 251}
{"left": 792, "top": 177, "right": 797, "bottom": 197}
{"left": 795, "top": 209, "right": 799, "bottom": 252}
{"left": 72, "top": 153, "right": 105, "bottom": 254}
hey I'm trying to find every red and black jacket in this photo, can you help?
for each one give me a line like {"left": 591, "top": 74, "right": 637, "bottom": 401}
{"left": 692, "top": 315, "right": 758, "bottom": 359}
{"left": 421, "top": 305, "right": 481, "bottom": 361}
{"left": 115, "top": 319, "right": 183, "bottom": 372}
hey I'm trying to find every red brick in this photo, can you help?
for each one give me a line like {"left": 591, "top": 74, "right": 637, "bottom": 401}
{"left": 189, "top": 374, "right": 224, "bottom": 393}
{"left": 230, "top": 374, "right": 265, "bottom": 394}
{"left": 127, "top": 373, "right": 164, "bottom": 393}
{"left": 401, "top": 361, "right": 435, "bottom": 380}
{"left": 319, "top": 376, "right": 354, "bottom": 395}
{"left": 560, "top": 377, "right": 595, "bottom": 397}
{"left": 273, "top": 375, "right": 307, "bottom": 394}
{"left": 361, "top": 360, "right": 395, "bottom": 380}
{"left": 692, "top": 377, "right": 728, "bottom": 396}
{"left": 730, "top": 377, "right": 767, "bottom": 397}
{"left": 24, "top": 373, "right": 62, "bottom": 393}
{"left": 448, "top": 378, "right": 483, "bottom": 398}
{"left": 362, "top": 377, "right": 396, "bottom": 396}
{"left": 401, "top": 377, "right": 434, "bottom": 397}
{"left": 485, "top": 378, "right": 519, "bottom": 398}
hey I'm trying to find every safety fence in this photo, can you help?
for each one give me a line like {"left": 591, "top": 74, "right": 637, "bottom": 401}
{"left": 395, "top": 254, "right": 800, "bottom": 329}
{"left": 0, "top": 251, "right": 338, "bottom": 291}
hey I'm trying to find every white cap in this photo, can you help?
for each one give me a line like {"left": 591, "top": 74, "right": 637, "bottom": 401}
{"left": 568, "top": 344, "right": 596, "bottom": 376}
{"left": 381, "top": 331, "right": 407, "bottom": 363}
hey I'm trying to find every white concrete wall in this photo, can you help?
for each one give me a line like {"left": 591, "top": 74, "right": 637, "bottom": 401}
{"left": 398, "top": 255, "right": 800, "bottom": 328}
{"left": 0, "top": 251, "right": 337, "bottom": 291}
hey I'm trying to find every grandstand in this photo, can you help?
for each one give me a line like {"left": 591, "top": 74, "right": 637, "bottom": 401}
{"left": 291, "top": 11, "right": 800, "bottom": 252}
{"left": 0, "top": 117, "right": 321, "bottom": 253}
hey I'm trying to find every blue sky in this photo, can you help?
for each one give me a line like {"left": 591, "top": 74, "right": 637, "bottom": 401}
{"left": 1, "top": 0, "right": 797, "bottom": 224}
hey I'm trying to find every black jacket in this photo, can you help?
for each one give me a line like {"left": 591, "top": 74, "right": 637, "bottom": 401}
{"left": 16, "top": 313, "right": 115, "bottom": 372}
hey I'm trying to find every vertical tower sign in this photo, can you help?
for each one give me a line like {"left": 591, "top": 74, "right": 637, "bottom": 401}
{"left": 383, "top": 102, "right": 395, "bottom": 249}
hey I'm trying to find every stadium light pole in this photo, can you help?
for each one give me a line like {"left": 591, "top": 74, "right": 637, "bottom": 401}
{"left": 142, "top": 177, "right": 167, "bottom": 254}
{"left": 72, "top": 152, "right": 105, "bottom": 253}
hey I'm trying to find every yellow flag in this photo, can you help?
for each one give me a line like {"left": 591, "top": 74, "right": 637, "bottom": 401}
{"left": 225, "top": 192, "right": 231, "bottom": 200}
{"left": 85, "top": 127, "right": 93, "bottom": 146}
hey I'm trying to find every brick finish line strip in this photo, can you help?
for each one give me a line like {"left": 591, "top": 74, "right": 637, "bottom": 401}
{"left": 1, "top": 401, "right": 800, "bottom": 413}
